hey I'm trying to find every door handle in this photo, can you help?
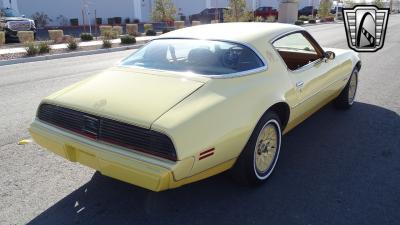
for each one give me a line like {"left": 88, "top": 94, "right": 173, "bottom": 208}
{"left": 296, "top": 81, "right": 304, "bottom": 88}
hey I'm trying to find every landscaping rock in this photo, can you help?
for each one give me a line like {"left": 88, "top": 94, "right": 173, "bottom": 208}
{"left": 174, "top": 21, "right": 185, "bottom": 29}
{"left": 48, "top": 30, "right": 64, "bottom": 43}
{"left": 0, "top": 32, "right": 5, "bottom": 46}
{"left": 126, "top": 24, "right": 139, "bottom": 36}
{"left": 17, "top": 31, "right": 34, "bottom": 43}
{"left": 191, "top": 21, "right": 201, "bottom": 26}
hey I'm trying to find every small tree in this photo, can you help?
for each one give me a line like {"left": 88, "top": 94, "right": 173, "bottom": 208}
{"left": 319, "top": 0, "right": 333, "bottom": 18}
{"left": 31, "top": 12, "right": 53, "bottom": 28}
{"left": 151, "top": 0, "right": 177, "bottom": 22}
{"left": 374, "top": 0, "right": 385, "bottom": 8}
{"left": 224, "top": 0, "right": 252, "bottom": 22}
{"left": 56, "top": 15, "right": 69, "bottom": 26}
{"left": 344, "top": 0, "right": 355, "bottom": 8}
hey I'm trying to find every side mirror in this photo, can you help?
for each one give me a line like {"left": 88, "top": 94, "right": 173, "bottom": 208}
{"left": 324, "top": 51, "right": 335, "bottom": 61}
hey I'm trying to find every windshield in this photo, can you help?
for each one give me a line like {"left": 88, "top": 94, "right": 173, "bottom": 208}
{"left": 121, "top": 39, "right": 265, "bottom": 76}
{"left": 1, "top": 8, "right": 19, "bottom": 17}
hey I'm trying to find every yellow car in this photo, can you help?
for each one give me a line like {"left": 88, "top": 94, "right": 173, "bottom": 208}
{"left": 30, "top": 23, "right": 361, "bottom": 191}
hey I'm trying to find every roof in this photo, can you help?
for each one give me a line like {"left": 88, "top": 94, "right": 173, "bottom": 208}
{"left": 159, "top": 22, "right": 303, "bottom": 44}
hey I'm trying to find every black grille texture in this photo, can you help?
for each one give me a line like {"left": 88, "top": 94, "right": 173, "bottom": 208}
{"left": 37, "top": 104, "right": 177, "bottom": 160}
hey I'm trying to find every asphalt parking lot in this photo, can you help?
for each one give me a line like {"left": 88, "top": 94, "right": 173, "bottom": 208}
{"left": 0, "top": 16, "right": 399, "bottom": 225}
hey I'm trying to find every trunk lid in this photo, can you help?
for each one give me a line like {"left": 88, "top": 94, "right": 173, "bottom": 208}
{"left": 44, "top": 67, "right": 206, "bottom": 128}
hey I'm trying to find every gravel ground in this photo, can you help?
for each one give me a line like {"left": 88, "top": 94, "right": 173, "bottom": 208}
{"left": 0, "top": 16, "right": 399, "bottom": 225}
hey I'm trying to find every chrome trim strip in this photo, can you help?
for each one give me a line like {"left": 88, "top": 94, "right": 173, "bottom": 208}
{"left": 118, "top": 37, "right": 268, "bottom": 79}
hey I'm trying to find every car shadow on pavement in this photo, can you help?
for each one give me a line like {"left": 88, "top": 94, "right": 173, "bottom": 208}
{"left": 27, "top": 102, "right": 400, "bottom": 225}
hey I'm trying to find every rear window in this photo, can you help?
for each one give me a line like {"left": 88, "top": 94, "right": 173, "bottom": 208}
{"left": 121, "top": 39, "right": 265, "bottom": 76}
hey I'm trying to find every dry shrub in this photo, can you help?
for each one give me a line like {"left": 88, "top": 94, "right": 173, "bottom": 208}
{"left": 143, "top": 24, "right": 153, "bottom": 33}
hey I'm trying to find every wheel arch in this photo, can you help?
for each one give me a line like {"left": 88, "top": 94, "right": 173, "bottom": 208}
{"left": 266, "top": 102, "right": 291, "bottom": 132}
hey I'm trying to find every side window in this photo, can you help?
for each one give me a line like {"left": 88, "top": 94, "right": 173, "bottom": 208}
{"left": 273, "top": 32, "right": 322, "bottom": 71}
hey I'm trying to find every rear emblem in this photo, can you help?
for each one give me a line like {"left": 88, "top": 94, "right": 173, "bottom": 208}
{"left": 82, "top": 115, "right": 100, "bottom": 138}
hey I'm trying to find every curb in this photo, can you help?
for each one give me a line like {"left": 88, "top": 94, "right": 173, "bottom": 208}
{"left": 0, "top": 44, "right": 144, "bottom": 66}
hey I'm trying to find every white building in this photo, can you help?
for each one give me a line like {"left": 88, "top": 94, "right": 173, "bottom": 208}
{"left": 1, "top": 0, "right": 318, "bottom": 25}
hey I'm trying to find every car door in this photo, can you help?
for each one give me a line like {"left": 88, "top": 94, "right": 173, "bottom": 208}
{"left": 272, "top": 31, "right": 339, "bottom": 126}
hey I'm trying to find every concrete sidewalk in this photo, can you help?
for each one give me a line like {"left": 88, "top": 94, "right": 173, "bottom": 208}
{"left": 0, "top": 36, "right": 154, "bottom": 55}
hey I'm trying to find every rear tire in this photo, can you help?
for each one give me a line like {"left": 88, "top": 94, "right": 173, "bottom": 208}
{"left": 334, "top": 68, "right": 358, "bottom": 109}
{"left": 231, "top": 111, "right": 282, "bottom": 185}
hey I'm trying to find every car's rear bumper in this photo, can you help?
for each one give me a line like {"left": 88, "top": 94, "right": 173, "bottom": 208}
{"left": 29, "top": 120, "right": 235, "bottom": 191}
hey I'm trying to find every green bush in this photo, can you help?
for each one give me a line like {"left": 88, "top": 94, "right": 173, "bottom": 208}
{"left": 295, "top": 20, "right": 304, "bottom": 25}
{"left": 309, "top": 19, "right": 316, "bottom": 24}
{"left": 120, "top": 35, "right": 136, "bottom": 45}
{"left": 80, "top": 33, "right": 94, "bottom": 41}
{"left": 25, "top": 42, "right": 38, "bottom": 56}
{"left": 67, "top": 39, "right": 78, "bottom": 50}
{"left": 103, "top": 39, "right": 112, "bottom": 48}
{"left": 146, "top": 29, "right": 156, "bottom": 36}
{"left": 38, "top": 42, "right": 51, "bottom": 54}
{"left": 298, "top": 15, "right": 309, "bottom": 21}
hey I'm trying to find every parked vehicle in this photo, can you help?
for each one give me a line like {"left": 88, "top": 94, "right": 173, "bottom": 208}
{"left": 298, "top": 6, "right": 318, "bottom": 17}
{"left": 30, "top": 23, "right": 361, "bottom": 192}
{"left": 189, "top": 8, "right": 227, "bottom": 23}
{"left": 254, "top": 6, "right": 278, "bottom": 19}
{"left": 0, "top": 8, "right": 36, "bottom": 42}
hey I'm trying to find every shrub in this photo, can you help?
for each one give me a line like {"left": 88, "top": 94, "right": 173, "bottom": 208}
{"left": 96, "top": 18, "right": 102, "bottom": 25}
{"left": 309, "top": 19, "right": 316, "bottom": 24}
{"left": 299, "top": 15, "right": 309, "bottom": 21}
{"left": 146, "top": 30, "right": 156, "bottom": 36}
{"left": 174, "top": 21, "right": 185, "bottom": 29}
{"left": 38, "top": 42, "right": 51, "bottom": 54}
{"left": 133, "top": 19, "right": 140, "bottom": 24}
{"left": 120, "top": 35, "right": 136, "bottom": 44}
{"left": 25, "top": 42, "right": 38, "bottom": 56}
{"left": 17, "top": 31, "right": 35, "bottom": 43}
{"left": 143, "top": 23, "right": 153, "bottom": 33}
{"left": 191, "top": 20, "right": 201, "bottom": 26}
{"left": 295, "top": 20, "right": 304, "bottom": 25}
{"left": 70, "top": 18, "right": 79, "bottom": 26}
{"left": 67, "top": 39, "right": 78, "bottom": 50}
{"left": 126, "top": 24, "right": 139, "bottom": 36}
{"left": 124, "top": 17, "right": 130, "bottom": 24}
{"left": 80, "top": 33, "right": 94, "bottom": 41}
{"left": 0, "top": 31, "right": 5, "bottom": 45}
{"left": 103, "top": 39, "right": 112, "bottom": 48}
{"left": 48, "top": 30, "right": 64, "bottom": 43}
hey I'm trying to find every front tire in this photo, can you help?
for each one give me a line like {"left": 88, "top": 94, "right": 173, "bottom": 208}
{"left": 334, "top": 68, "right": 358, "bottom": 109}
{"left": 231, "top": 111, "right": 282, "bottom": 185}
